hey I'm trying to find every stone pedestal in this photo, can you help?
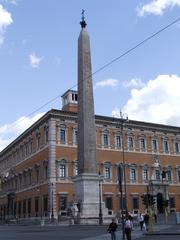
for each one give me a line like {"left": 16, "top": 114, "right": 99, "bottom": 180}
{"left": 74, "top": 173, "right": 108, "bottom": 224}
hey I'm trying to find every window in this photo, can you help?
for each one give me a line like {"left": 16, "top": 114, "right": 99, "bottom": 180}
{"left": 58, "top": 160, "right": 67, "bottom": 178}
{"left": 163, "top": 139, "right": 169, "bottom": 152}
{"left": 128, "top": 136, "right": 133, "bottom": 150}
{"left": 74, "top": 161, "right": 78, "bottom": 176}
{"left": 23, "top": 200, "right": 26, "bottom": 217}
{"left": 15, "top": 177, "right": 18, "bottom": 190}
{"left": 130, "top": 167, "right": 136, "bottom": 182}
{"left": 35, "top": 168, "right": 40, "bottom": 184}
{"left": 36, "top": 134, "right": 40, "bottom": 149}
{"left": 115, "top": 134, "right": 121, "bottom": 148}
{"left": 60, "top": 129, "right": 66, "bottom": 143}
{"left": 28, "top": 199, "right": 31, "bottom": 217}
{"left": 59, "top": 195, "right": 67, "bottom": 211}
{"left": 23, "top": 172, "right": 27, "bottom": 187}
{"left": 132, "top": 197, "right": 139, "bottom": 209}
{"left": 174, "top": 141, "right": 179, "bottom": 154}
{"left": 155, "top": 169, "right": 160, "bottom": 180}
{"left": 19, "top": 174, "right": 22, "bottom": 189}
{"left": 43, "top": 196, "right": 48, "bottom": 216}
{"left": 29, "top": 141, "right": 32, "bottom": 154}
{"left": 166, "top": 170, "right": 172, "bottom": 182}
{"left": 28, "top": 171, "right": 32, "bottom": 185}
{"left": 44, "top": 163, "right": 48, "bottom": 180}
{"left": 103, "top": 133, "right": 109, "bottom": 147}
{"left": 72, "top": 93, "right": 78, "bottom": 102}
{"left": 140, "top": 137, "right": 146, "bottom": 151}
{"left": 142, "top": 168, "right": 148, "bottom": 181}
{"left": 45, "top": 128, "right": 48, "bottom": 144}
{"left": 177, "top": 169, "right": 180, "bottom": 182}
{"left": 25, "top": 143, "right": 28, "bottom": 156}
{"left": 105, "top": 197, "right": 113, "bottom": 210}
{"left": 60, "top": 164, "right": 66, "bottom": 178}
{"left": 104, "top": 164, "right": 111, "bottom": 179}
{"left": 35, "top": 197, "right": 39, "bottom": 214}
{"left": 169, "top": 196, "right": 175, "bottom": 209}
{"left": 73, "top": 129, "right": 78, "bottom": 145}
{"left": 152, "top": 139, "right": 158, "bottom": 152}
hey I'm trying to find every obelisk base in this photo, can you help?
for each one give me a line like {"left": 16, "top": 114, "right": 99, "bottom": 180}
{"left": 74, "top": 173, "right": 108, "bottom": 224}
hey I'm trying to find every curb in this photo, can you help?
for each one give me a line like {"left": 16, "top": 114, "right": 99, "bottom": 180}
{"left": 145, "top": 231, "right": 180, "bottom": 236}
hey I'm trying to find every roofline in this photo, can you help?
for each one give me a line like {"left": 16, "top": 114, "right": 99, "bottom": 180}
{"left": 61, "top": 89, "right": 78, "bottom": 98}
{"left": 1, "top": 109, "right": 180, "bottom": 155}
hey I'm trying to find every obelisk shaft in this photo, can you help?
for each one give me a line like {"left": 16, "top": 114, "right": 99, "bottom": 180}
{"left": 77, "top": 21, "right": 97, "bottom": 174}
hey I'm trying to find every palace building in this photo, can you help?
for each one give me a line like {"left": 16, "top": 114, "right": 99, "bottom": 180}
{"left": 0, "top": 89, "right": 180, "bottom": 222}
{"left": 0, "top": 15, "right": 180, "bottom": 222}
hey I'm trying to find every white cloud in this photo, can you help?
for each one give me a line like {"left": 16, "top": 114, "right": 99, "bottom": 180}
{"left": 116, "top": 74, "right": 180, "bottom": 126}
{"left": 29, "top": 53, "right": 43, "bottom": 68}
{"left": 0, "top": 112, "right": 45, "bottom": 151}
{"left": 0, "top": 4, "right": 13, "bottom": 45}
{"left": 0, "top": 0, "right": 17, "bottom": 5}
{"left": 123, "top": 78, "right": 145, "bottom": 89}
{"left": 95, "top": 78, "right": 119, "bottom": 89}
{"left": 137, "top": 0, "right": 180, "bottom": 16}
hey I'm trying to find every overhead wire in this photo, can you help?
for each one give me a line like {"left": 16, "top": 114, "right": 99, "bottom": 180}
{"left": 2, "top": 17, "right": 180, "bottom": 134}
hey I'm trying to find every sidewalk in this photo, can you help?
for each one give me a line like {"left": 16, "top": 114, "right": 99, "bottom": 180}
{"left": 83, "top": 224, "right": 174, "bottom": 240}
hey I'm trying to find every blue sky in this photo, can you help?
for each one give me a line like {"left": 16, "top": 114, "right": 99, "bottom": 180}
{"left": 0, "top": 0, "right": 180, "bottom": 151}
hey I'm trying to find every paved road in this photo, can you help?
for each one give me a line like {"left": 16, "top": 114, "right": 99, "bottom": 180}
{"left": 0, "top": 223, "right": 179, "bottom": 240}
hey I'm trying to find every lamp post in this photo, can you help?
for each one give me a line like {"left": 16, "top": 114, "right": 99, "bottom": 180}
{"left": 98, "top": 171, "right": 103, "bottom": 224}
{"left": 51, "top": 183, "right": 54, "bottom": 222}
{"left": 161, "top": 171, "right": 168, "bottom": 224}
{"left": 35, "top": 186, "right": 43, "bottom": 224}
{"left": 118, "top": 164, "right": 125, "bottom": 240}
{"left": 119, "top": 111, "right": 128, "bottom": 216}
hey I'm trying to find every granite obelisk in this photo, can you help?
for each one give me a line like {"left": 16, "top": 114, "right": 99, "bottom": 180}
{"left": 74, "top": 11, "right": 101, "bottom": 222}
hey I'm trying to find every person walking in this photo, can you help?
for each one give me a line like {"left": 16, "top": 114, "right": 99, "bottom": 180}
{"left": 144, "top": 212, "right": 149, "bottom": 231}
{"left": 153, "top": 212, "right": 157, "bottom": 223}
{"left": 124, "top": 216, "right": 132, "bottom": 240}
{"left": 107, "top": 218, "right": 118, "bottom": 240}
{"left": 138, "top": 213, "right": 144, "bottom": 231}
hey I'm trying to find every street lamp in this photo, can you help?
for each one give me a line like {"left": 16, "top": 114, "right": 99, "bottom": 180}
{"left": 119, "top": 110, "right": 128, "bottom": 215}
{"left": 98, "top": 171, "right": 103, "bottom": 224}
{"left": 35, "top": 186, "right": 43, "bottom": 224}
{"left": 51, "top": 183, "right": 54, "bottom": 222}
{"left": 161, "top": 170, "right": 168, "bottom": 224}
{"left": 118, "top": 164, "right": 125, "bottom": 240}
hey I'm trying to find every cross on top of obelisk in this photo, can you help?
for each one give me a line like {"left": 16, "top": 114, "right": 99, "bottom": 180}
{"left": 80, "top": 9, "right": 87, "bottom": 28}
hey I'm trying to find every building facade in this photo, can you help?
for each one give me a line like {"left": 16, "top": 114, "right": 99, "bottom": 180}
{"left": 0, "top": 90, "right": 180, "bottom": 221}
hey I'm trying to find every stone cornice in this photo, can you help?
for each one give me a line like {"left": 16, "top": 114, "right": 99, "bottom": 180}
{"left": 1, "top": 108, "right": 180, "bottom": 156}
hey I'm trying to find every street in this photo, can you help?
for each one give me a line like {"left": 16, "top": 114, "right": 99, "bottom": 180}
{"left": 0, "top": 223, "right": 180, "bottom": 240}
{"left": 0, "top": 224, "right": 107, "bottom": 240}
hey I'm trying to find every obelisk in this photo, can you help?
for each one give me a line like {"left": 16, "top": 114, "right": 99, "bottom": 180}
{"left": 74, "top": 10, "right": 100, "bottom": 223}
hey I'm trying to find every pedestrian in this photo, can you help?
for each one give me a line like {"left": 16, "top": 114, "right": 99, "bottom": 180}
{"left": 153, "top": 212, "right": 157, "bottom": 223}
{"left": 124, "top": 216, "right": 132, "bottom": 240}
{"left": 107, "top": 218, "right": 118, "bottom": 240}
{"left": 128, "top": 213, "right": 134, "bottom": 230}
{"left": 138, "top": 213, "right": 144, "bottom": 231}
{"left": 144, "top": 212, "right": 149, "bottom": 231}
